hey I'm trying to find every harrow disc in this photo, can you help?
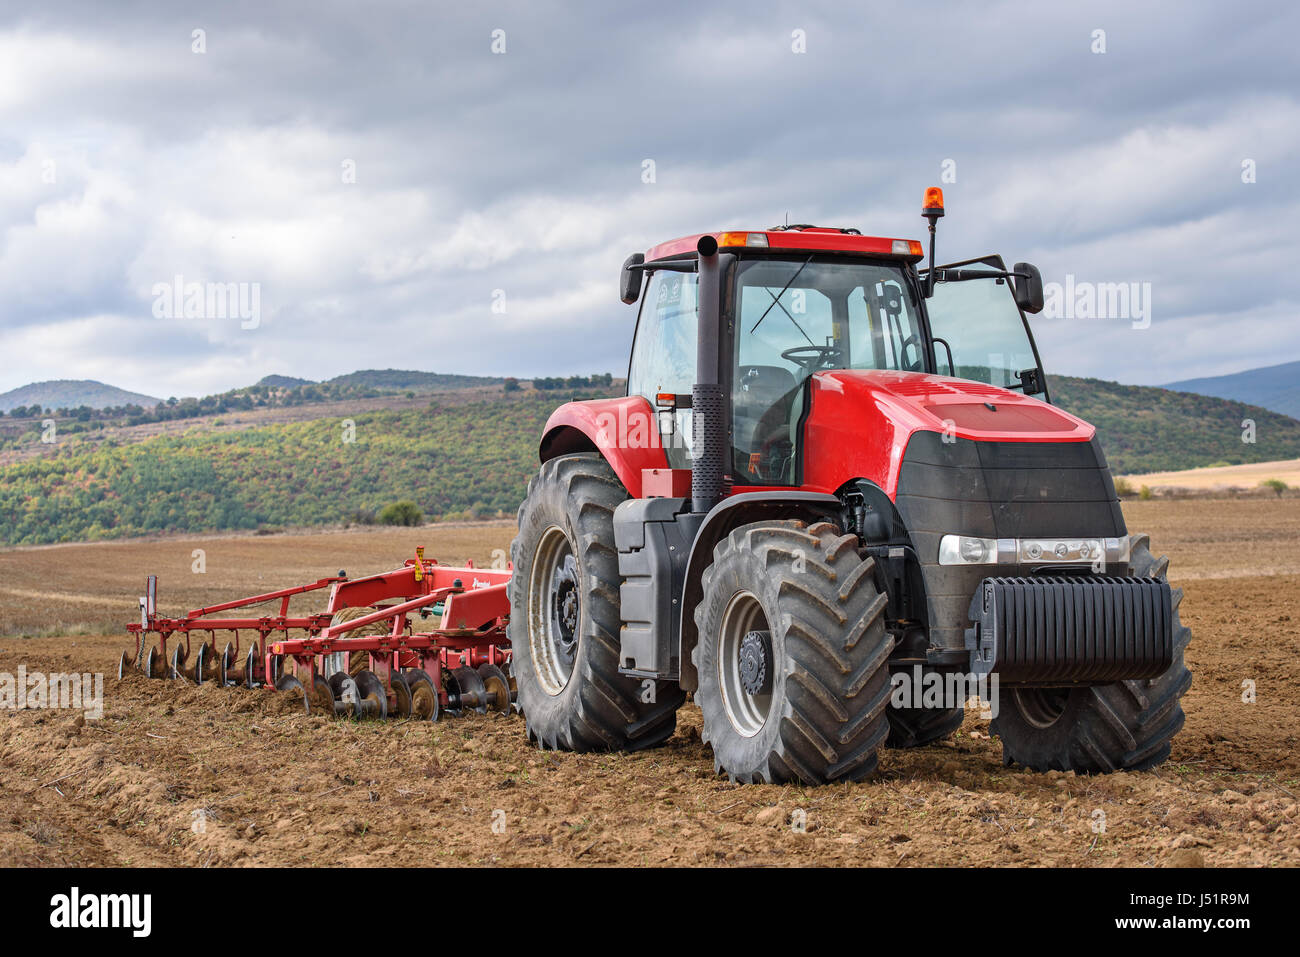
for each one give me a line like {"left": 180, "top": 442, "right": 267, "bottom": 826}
{"left": 144, "top": 644, "right": 165, "bottom": 679}
{"left": 275, "top": 673, "right": 310, "bottom": 713}
{"left": 476, "top": 663, "right": 513, "bottom": 715}
{"left": 244, "top": 648, "right": 259, "bottom": 688}
{"left": 192, "top": 640, "right": 220, "bottom": 685}
{"left": 170, "top": 643, "right": 188, "bottom": 680}
{"left": 191, "top": 641, "right": 206, "bottom": 685}
{"left": 404, "top": 669, "right": 440, "bottom": 722}
{"left": 312, "top": 674, "right": 340, "bottom": 715}
{"left": 447, "top": 666, "right": 488, "bottom": 715}
{"left": 117, "top": 649, "right": 134, "bottom": 680}
{"left": 390, "top": 671, "right": 413, "bottom": 718}
{"left": 328, "top": 672, "right": 362, "bottom": 718}
{"left": 352, "top": 669, "right": 388, "bottom": 720}
{"left": 219, "top": 642, "right": 234, "bottom": 686}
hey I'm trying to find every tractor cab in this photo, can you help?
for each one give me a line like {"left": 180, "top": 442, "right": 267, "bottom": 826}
{"left": 623, "top": 209, "right": 1047, "bottom": 486}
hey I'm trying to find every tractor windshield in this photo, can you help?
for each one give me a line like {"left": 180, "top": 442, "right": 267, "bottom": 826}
{"left": 732, "top": 257, "right": 924, "bottom": 483}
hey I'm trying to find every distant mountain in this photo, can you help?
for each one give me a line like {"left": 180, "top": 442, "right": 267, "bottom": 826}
{"left": 1050, "top": 374, "right": 1300, "bottom": 474}
{"left": 1164, "top": 360, "right": 1300, "bottom": 419}
{"left": 257, "top": 374, "right": 316, "bottom": 388}
{"left": 325, "top": 369, "right": 503, "bottom": 392}
{"left": 0, "top": 379, "right": 161, "bottom": 414}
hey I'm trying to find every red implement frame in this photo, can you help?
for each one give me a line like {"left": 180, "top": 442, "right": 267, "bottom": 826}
{"left": 124, "top": 547, "right": 512, "bottom": 712}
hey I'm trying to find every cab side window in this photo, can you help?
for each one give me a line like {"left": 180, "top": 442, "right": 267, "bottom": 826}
{"left": 628, "top": 270, "right": 698, "bottom": 468}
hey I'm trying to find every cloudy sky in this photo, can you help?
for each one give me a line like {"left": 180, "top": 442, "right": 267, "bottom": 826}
{"left": 1, "top": 0, "right": 1296, "bottom": 399}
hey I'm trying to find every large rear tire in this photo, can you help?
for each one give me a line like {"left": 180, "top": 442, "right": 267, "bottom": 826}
{"left": 692, "top": 520, "right": 894, "bottom": 784}
{"left": 990, "top": 534, "right": 1193, "bottom": 773}
{"left": 508, "top": 453, "right": 684, "bottom": 752}
{"left": 324, "top": 606, "right": 390, "bottom": 677}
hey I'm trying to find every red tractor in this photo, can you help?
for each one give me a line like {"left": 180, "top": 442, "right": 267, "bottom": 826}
{"left": 508, "top": 188, "right": 1192, "bottom": 784}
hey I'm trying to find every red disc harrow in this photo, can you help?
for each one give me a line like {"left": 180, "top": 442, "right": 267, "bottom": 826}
{"left": 121, "top": 547, "right": 515, "bottom": 720}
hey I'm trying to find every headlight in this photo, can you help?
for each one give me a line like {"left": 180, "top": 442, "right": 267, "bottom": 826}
{"left": 938, "top": 535, "right": 1130, "bottom": 566}
{"left": 939, "top": 535, "right": 999, "bottom": 565}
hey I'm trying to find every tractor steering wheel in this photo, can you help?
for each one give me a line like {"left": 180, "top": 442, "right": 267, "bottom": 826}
{"left": 781, "top": 345, "right": 843, "bottom": 375}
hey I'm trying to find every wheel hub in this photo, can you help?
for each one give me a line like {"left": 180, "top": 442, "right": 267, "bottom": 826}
{"left": 555, "top": 571, "right": 578, "bottom": 649}
{"left": 738, "top": 630, "right": 771, "bottom": 696}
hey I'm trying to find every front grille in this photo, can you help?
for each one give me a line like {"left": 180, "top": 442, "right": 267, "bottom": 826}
{"left": 894, "top": 432, "right": 1127, "bottom": 652}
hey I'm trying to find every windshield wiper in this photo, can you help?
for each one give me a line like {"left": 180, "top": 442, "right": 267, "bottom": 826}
{"left": 759, "top": 287, "right": 815, "bottom": 346}
{"left": 749, "top": 255, "right": 814, "bottom": 336}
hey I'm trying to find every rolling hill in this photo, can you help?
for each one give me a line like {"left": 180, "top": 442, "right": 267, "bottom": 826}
{"left": 1049, "top": 375, "right": 1300, "bottom": 474}
{"left": 0, "top": 379, "right": 161, "bottom": 413}
{"left": 1164, "top": 359, "right": 1300, "bottom": 420}
{"left": 258, "top": 374, "right": 315, "bottom": 388}
{"left": 325, "top": 369, "right": 503, "bottom": 391}
{"left": 2, "top": 372, "right": 1299, "bottom": 546}
{"left": 0, "top": 390, "right": 590, "bottom": 546}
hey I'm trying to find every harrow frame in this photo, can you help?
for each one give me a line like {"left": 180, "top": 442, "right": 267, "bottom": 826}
{"left": 122, "top": 547, "right": 514, "bottom": 719}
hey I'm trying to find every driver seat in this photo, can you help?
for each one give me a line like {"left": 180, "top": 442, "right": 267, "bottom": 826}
{"left": 733, "top": 365, "right": 796, "bottom": 481}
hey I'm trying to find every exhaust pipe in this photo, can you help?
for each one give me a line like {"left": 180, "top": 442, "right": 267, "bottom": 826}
{"left": 692, "top": 235, "right": 724, "bottom": 514}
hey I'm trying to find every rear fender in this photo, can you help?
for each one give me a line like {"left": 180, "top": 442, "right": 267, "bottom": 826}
{"left": 539, "top": 396, "right": 669, "bottom": 498}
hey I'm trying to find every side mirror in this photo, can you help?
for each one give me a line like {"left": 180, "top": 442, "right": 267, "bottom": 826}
{"left": 620, "top": 253, "right": 645, "bottom": 305}
{"left": 1012, "top": 262, "right": 1044, "bottom": 314}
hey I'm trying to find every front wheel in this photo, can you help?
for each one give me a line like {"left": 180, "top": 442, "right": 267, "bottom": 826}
{"left": 990, "top": 535, "right": 1193, "bottom": 773}
{"left": 692, "top": 520, "right": 895, "bottom": 784}
{"left": 507, "top": 453, "right": 683, "bottom": 752}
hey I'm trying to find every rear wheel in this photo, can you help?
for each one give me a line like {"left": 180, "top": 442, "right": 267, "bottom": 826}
{"left": 326, "top": 606, "right": 389, "bottom": 677}
{"left": 508, "top": 453, "right": 684, "bottom": 752}
{"left": 991, "top": 535, "right": 1192, "bottom": 773}
{"left": 692, "top": 520, "right": 894, "bottom": 784}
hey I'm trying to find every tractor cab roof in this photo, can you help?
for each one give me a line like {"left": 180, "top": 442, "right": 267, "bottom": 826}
{"left": 646, "top": 226, "right": 924, "bottom": 263}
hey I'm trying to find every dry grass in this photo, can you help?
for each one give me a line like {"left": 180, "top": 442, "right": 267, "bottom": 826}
{"left": 1120, "top": 457, "right": 1300, "bottom": 491}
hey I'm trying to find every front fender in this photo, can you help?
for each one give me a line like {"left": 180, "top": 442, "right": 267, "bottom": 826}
{"left": 675, "top": 490, "right": 843, "bottom": 691}
{"left": 539, "top": 396, "right": 669, "bottom": 498}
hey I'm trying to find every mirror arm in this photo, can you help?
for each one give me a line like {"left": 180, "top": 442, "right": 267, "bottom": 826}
{"left": 629, "top": 259, "right": 697, "bottom": 274}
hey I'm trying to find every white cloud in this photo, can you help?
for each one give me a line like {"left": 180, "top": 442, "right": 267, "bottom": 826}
{"left": 0, "top": 0, "right": 1297, "bottom": 397}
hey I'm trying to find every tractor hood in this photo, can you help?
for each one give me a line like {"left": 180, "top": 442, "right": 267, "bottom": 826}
{"left": 799, "top": 370, "right": 1098, "bottom": 501}
{"left": 811, "top": 369, "right": 1093, "bottom": 443}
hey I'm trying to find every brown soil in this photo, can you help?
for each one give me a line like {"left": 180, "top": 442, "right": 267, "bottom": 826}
{"left": 1, "top": 500, "right": 1297, "bottom": 867}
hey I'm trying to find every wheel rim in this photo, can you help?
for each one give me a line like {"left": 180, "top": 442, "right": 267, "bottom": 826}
{"left": 1015, "top": 688, "right": 1070, "bottom": 729}
{"left": 528, "top": 525, "right": 580, "bottom": 696}
{"left": 718, "top": 591, "right": 772, "bottom": 737}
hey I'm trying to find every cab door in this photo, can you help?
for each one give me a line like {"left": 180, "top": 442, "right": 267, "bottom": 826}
{"left": 923, "top": 255, "right": 1049, "bottom": 398}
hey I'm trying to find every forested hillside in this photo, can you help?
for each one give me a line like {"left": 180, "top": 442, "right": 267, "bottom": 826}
{"left": 0, "top": 392, "right": 597, "bottom": 545}
{"left": 3, "top": 373, "right": 1298, "bottom": 546}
